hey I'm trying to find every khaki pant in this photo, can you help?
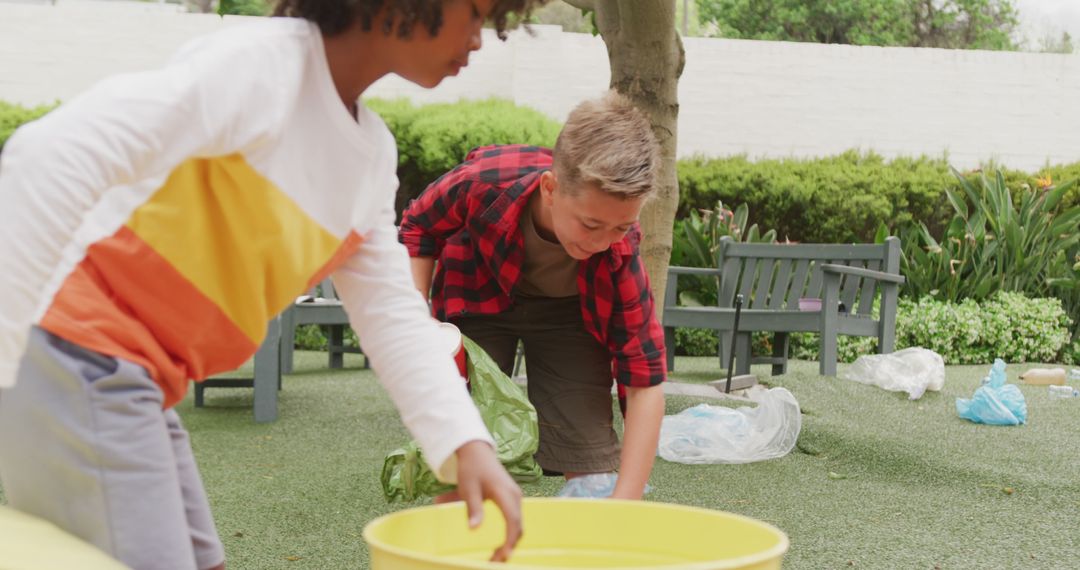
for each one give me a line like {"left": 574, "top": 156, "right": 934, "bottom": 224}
{"left": 453, "top": 296, "right": 620, "bottom": 474}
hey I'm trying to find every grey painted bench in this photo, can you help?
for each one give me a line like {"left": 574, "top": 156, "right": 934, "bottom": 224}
{"left": 195, "top": 279, "right": 364, "bottom": 422}
{"left": 663, "top": 236, "right": 904, "bottom": 376}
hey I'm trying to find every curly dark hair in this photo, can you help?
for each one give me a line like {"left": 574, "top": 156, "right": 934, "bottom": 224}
{"left": 272, "top": 0, "right": 550, "bottom": 40}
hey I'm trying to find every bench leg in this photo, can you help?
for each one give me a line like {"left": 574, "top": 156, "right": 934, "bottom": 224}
{"left": 328, "top": 325, "right": 345, "bottom": 369}
{"left": 772, "top": 332, "right": 789, "bottom": 376}
{"left": 664, "top": 327, "right": 676, "bottom": 372}
{"left": 735, "top": 332, "right": 752, "bottom": 375}
{"left": 254, "top": 318, "right": 281, "bottom": 423}
{"left": 719, "top": 331, "right": 732, "bottom": 371}
{"left": 280, "top": 308, "right": 295, "bottom": 376}
{"left": 194, "top": 381, "right": 205, "bottom": 408}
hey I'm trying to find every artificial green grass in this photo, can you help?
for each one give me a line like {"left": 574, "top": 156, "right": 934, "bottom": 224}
{"left": 3, "top": 353, "right": 1079, "bottom": 568}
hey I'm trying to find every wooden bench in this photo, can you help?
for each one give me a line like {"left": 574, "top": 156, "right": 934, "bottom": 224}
{"left": 195, "top": 279, "right": 364, "bottom": 422}
{"left": 663, "top": 236, "right": 904, "bottom": 376}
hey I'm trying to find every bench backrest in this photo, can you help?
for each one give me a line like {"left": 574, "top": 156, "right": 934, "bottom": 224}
{"left": 317, "top": 278, "right": 340, "bottom": 301}
{"left": 717, "top": 236, "right": 900, "bottom": 317}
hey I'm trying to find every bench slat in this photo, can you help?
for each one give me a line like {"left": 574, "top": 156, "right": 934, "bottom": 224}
{"left": 839, "top": 260, "right": 865, "bottom": 313}
{"left": 769, "top": 259, "right": 795, "bottom": 310}
{"left": 737, "top": 258, "right": 758, "bottom": 302}
{"left": 856, "top": 259, "right": 881, "bottom": 316}
{"left": 786, "top": 259, "right": 811, "bottom": 309}
{"left": 753, "top": 259, "right": 777, "bottom": 309}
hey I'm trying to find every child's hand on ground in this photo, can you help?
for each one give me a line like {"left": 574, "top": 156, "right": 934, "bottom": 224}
{"left": 454, "top": 440, "right": 523, "bottom": 562}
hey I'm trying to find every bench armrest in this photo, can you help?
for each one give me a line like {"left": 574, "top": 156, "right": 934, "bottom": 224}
{"left": 821, "top": 264, "right": 905, "bottom": 285}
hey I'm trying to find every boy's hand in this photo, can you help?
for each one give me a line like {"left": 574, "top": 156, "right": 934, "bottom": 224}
{"left": 454, "top": 440, "right": 523, "bottom": 562}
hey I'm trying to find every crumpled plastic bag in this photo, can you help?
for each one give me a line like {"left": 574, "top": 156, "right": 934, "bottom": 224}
{"left": 842, "top": 347, "right": 945, "bottom": 400}
{"left": 956, "top": 359, "right": 1027, "bottom": 426}
{"left": 381, "top": 336, "right": 542, "bottom": 502}
{"left": 657, "top": 387, "right": 802, "bottom": 464}
{"left": 555, "top": 473, "right": 652, "bottom": 498}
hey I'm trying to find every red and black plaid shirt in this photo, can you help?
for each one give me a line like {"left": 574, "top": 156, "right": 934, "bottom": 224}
{"left": 399, "top": 144, "right": 666, "bottom": 389}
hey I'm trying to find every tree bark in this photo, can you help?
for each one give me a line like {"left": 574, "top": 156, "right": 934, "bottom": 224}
{"left": 589, "top": 0, "right": 684, "bottom": 317}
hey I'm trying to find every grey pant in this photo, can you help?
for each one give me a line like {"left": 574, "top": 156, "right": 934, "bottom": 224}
{"left": 0, "top": 328, "right": 224, "bottom": 570}
{"left": 453, "top": 296, "right": 620, "bottom": 474}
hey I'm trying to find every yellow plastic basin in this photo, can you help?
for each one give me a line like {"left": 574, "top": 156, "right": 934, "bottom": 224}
{"left": 0, "top": 506, "right": 128, "bottom": 570}
{"left": 364, "top": 498, "right": 788, "bottom": 570}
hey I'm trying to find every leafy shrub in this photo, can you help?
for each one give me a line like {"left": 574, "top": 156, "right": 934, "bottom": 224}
{"left": 788, "top": 292, "right": 1073, "bottom": 365}
{"left": 674, "top": 328, "right": 720, "bottom": 357}
{"left": 294, "top": 324, "right": 327, "bottom": 350}
{"left": 366, "top": 98, "right": 561, "bottom": 215}
{"left": 677, "top": 154, "right": 1080, "bottom": 246}
{"left": 899, "top": 170, "right": 1080, "bottom": 345}
{"left": 217, "top": 0, "right": 270, "bottom": 16}
{"left": 670, "top": 200, "right": 777, "bottom": 307}
{"left": 676, "top": 151, "right": 956, "bottom": 244}
{"left": 0, "top": 100, "right": 58, "bottom": 150}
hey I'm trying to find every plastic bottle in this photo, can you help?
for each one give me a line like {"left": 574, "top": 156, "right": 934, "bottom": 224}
{"left": 1048, "top": 385, "right": 1079, "bottom": 399}
{"left": 1019, "top": 368, "right": 1067, "bottom": 386}
{"left": 1069, "top": 369, "right": 1080, "bottom": 381}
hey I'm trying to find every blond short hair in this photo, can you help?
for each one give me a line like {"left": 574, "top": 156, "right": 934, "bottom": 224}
{"left": 552, "top": 91, "right": 661, "bottom": 200}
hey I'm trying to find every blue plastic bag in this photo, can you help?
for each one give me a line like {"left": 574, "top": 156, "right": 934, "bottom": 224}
{"left": 956, "top": 359, "right": 1027, "bottom": 425}
{"left": 556, "top": 473, "right": 652, "bottom": 498}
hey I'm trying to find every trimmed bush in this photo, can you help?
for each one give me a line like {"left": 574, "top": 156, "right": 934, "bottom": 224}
{"left": 676, "top": 151, "right": 955, "bottom": 243}
{"left": 785, "top": 292, "right": 1073, "bottom": 365}
{"left": 678, "top": 153, "right": 1080, "bottom": 245}
{"left": 366, "top": 98, "right": 561, "bottom": 214}
{"left": 0, "top": 101, "right": 58, "bottom": 151}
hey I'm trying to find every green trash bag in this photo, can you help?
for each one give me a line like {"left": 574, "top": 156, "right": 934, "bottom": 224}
{"left": 381, "top": 336, "right": 541, "bottom": 502}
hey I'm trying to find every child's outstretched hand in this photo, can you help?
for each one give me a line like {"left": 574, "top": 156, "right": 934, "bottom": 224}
{"left": 454, "top": 440, "right": 523, "bottom": 562}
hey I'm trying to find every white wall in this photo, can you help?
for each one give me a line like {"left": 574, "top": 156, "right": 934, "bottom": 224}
{"left": 3, "top": 0, "right": 1079, "bottom": 170}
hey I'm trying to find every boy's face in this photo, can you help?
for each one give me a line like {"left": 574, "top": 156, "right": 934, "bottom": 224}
{"left": 392, "top": 0, "right": 492, "bottom": 88}
{"left": 539, "top": 171, "right": 645, "bottom": 261}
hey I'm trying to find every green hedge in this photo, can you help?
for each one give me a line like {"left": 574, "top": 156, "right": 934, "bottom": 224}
{"left": 366, "top": 98, "right": 561, "bottom": 214}
{"left": 678, "top": 153, "right": 1080, "bottom": 244}
{"left": 675, "top": 292, "right": 1076, "bottom": 365}
{"left": 0, "top": 101, "right": 57, "bottom": 151}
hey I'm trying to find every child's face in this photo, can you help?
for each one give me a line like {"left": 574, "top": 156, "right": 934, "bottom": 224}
{"left": 392, "top": 0, "right": 492, "bottom": 88}
{"left": 539, "top": 172, "right": 646, "bottom": 261}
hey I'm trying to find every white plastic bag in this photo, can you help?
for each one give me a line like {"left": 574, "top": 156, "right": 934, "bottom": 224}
{"left": 841, "top": 347, "right": 944, "bottom": 400}
{"left": 657, "top": 387, "right": 802, "bottom": 465}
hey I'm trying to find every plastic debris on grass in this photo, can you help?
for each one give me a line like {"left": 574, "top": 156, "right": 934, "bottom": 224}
{"left": 842, "top": 347, "right": 945, "bottom": 400}
{"left": 657, "top": 386, "right": 801, "bottom": 464}
{"left": 556, "top": 473, "right": 653, "bottom": 498}
{"left": 956, "top": 359, "right": 1027, "bottom": 426}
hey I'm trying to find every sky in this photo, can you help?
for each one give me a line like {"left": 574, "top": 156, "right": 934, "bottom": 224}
{"left": 1014, "top": 0, "right": 1080, "bottom": 49}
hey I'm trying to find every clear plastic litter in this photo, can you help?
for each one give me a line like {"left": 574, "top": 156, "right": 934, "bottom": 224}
{"left": 1048, "top": 385, "right": 1080, "bottom": 399}
{"left": 841, "top": 347, "right": 945, "bottom": 400}
{"left": 656, "top": 387, "right": 801, "bottom": 465}
{"left": 956, "top": 359, "right": 1027, "bottom": 425}
{"left": 1068, "top": 369, "right": 1080, "bottom": 381}
{"left": 1019, "top": 367, "right": 1067, "bottom": 385}
{"left": 556, "top": 473, "right": 652, "bottom": 498}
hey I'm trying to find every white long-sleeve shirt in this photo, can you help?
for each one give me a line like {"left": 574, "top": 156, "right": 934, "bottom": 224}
{"left": 0, "top": 18, "right": 491, "bottom": 482}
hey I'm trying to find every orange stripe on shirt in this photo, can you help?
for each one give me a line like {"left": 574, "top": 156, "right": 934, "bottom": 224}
{"left": 41, "top": 226, "right": 257, "bottom": 408}
{"left": 42, "top": 155, "right": 358, "bottom": 407}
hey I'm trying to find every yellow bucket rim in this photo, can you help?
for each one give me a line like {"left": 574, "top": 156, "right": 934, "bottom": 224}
{"left": 363, "top": 498, "right": 790, "bottom": 570}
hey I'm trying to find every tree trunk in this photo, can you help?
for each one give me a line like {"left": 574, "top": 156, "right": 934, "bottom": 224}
{"left": 591, "top": 0, "right": 684, "bottom": 317}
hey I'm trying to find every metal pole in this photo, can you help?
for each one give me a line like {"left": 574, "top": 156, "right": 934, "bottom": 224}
{"left": 724, "top": 294, "right": 744, "bottom": 393}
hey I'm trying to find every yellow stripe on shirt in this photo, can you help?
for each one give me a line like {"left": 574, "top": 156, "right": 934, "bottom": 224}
{"left": 126, "top": 154, "right": 342, "bottom": 344}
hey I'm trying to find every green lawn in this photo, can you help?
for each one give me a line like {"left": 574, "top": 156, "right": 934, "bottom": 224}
{"left": 4, "top": 352, "right": 1079, "bottom": 568}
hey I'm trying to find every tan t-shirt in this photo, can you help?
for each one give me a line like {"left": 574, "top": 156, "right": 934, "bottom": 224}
{"left": 517, "top": 195, "right": 580, "bottom": 299}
